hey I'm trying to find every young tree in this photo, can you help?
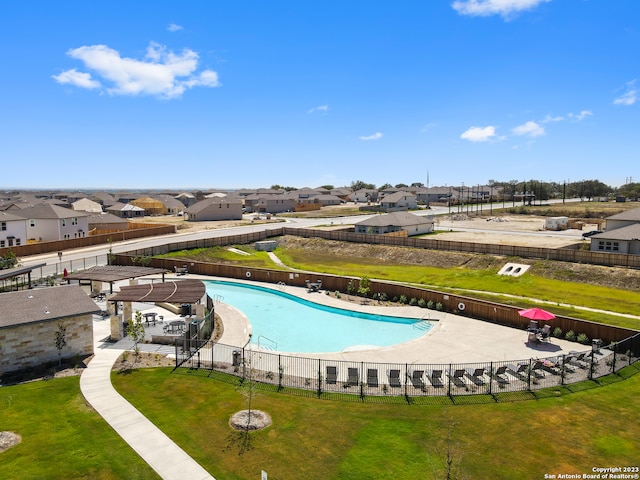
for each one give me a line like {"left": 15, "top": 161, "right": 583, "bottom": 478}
{"left": 358, "top": 276, "right": 371, "bottom": 298}
{"left": 0, "top": 249, "right": 20, "bottom": 270}
{"left": 126, "top": 310, "right": 145, "bottom": 359}
{"left": 54, "top": 322, "right": 67, "bottom": 367}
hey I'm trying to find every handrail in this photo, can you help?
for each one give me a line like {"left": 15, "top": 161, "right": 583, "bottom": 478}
{"left": 257, "top": 335, "right": 278, "bottom": 350}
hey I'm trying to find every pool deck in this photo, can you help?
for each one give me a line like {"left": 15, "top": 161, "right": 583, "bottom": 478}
{"left": 191, "top": 275, "right": 579, "bottom": 364}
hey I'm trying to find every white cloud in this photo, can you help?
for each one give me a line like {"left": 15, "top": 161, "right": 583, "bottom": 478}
{"left": 567, "top": 110, "right": 593, "bottom": 121}
{"left": 55, "top": 42, "right": 220, "bottom": 99}
{"left": 52, "top": 68, "right": 101, "bottom": 89}
{"left": 420, "top": 122, "right": 437, "bottom": 133}
{"left": 613, "top": 80, "right": 637, "bottom": 106}
{"left": 452, "top": 0, "right": 551, "bottom": 19}
{"left": 460, "top": 125, "right": 498, "bottom": 142}
{"left": 359, "top": 132, "right": 383, "bottom": 141}
{"left": 540, "top": 114, "right": 564, "bottom": 123}
{"left": 307, "top": 104, "right": 329, "bottom": 114}
{"left": 167, "top": 23, "right": 183, "bottom": 32}
{"left": 512, "top": 120, "right": 545, "bottom": 137}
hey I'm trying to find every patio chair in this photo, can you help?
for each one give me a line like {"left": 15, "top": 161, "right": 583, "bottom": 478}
{"left": 449, "top": 369, "right": 467, "bottom": 388}
{"left": 388, "top": 369, "right": 401, "bottom": 388}
{"left": 537, "top": 324, "right": 551, "bottom": 342}
{"left": 466, "top": 367, "right": 486, "bottom": 386}
{"left": 326, "top": 366, "right": 338, "bottom": 384}
{"left": 367, "top": 368, "right": 379, "bottom": 388}
{"left": 428, "top": 369, "right": 444, "bottom": 388}
{"left": 492, "top": 365, "right": 510, "bottom": 385}
{"left": 507, "top": 363, "right": 528, "bottom": 381}
{"left": 410, "top": 370, "right": 425, "bottom": 389}
{"left": 531, "top": 361, "right": 546, "bottom": 378}
{"left": 567, "top": 352, "right": 588, "bottom": 369}
{"left": 347, "top": 367, "right": 359, "bottom": 387}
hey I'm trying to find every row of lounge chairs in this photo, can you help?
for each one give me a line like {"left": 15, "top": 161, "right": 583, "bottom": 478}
{"left": 323, "top": 354, "right": 593, "bottom": 390}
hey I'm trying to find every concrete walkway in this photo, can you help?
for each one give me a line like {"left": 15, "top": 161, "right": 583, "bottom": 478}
{"left": 80, "top": 319, "right": 215, "bottom": 480}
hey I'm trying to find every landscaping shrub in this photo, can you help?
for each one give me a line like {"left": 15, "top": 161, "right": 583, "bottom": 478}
{"left": 398, "top": 295, "right": 408, "bottom": 304}
{"left": 565, "top": 330, "right": 576, "bottom": 341}
{"left": 435, "top": 302, "right": 444, "bottom": 311}
{"left": 417, "top": 298, "right": 427, "bottom": 308}
{"left": 577, "top": 333, "right": 590, "bottom": 345}
{"left": 427, "top": 300, "right": 435, "bottom": 309}
{"left": 409, "top": 297, "right": 418, "bottom": 306}
{"left": 378, "top": 292, "right": 388, "bottom": 301}
{"left": 553, "top": 327, "right": 563, "bottom": 338}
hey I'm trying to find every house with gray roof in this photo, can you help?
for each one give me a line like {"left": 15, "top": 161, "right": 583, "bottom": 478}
{"left": 0, "top": 284, "right": 99, "bottom": 374}
{"left": 105, "top": 202, "right": 145, "bottom": 218}
{"left": 12, "top": 204, "right": 90, "bottom": 242}
{"left": 589, "top": 206, "right": 640, "bottom": 254}
{"left": 185, "top": 197, "right": 243, "bottom": 221}
{"left": 379, "top": 191, "right": 417, "bottom": 211}
{"left": 354, "top": 211, "right": 434, "bottom": 236}
{"left": 0, "top": 211, "right": 27, "bottom": 248}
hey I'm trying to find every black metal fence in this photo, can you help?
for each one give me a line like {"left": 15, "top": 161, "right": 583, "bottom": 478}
{"left": 173, "top": 333, "right": 639, "bottom": 401}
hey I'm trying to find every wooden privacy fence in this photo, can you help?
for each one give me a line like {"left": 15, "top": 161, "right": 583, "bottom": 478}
{"left": 0, "top": 224, "right": 176, "bottom": 258}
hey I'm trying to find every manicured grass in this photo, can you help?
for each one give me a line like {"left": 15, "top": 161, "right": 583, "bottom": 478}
{"left": 109, "top": 366, "right": 640, "bottom": 480}
{"left": 0, "top": 376, "right": 158, "bottom": 479}
{"left": 160, "top": 246, "right": 280, "bottom": 269}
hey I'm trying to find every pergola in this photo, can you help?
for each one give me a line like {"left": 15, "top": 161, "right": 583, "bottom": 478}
{"left": 65, "top": 265, "right": 169, "bottom": 293}
{"left": 0, "top": 263, "right": 46, "bottom": 291}
{"left": 109, "top": 278, "right": 206, "bottom": 304}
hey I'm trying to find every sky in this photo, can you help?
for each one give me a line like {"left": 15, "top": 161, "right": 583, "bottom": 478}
{"left": 1, "top": 0, "right": 639, "bottom": 191}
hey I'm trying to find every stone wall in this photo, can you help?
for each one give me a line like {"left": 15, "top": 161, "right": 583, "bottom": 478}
{"left": 0, "top": 314, "right": 94, "bottom": 374}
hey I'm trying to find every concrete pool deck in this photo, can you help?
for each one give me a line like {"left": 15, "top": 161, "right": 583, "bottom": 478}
{"left": 198, "top": 275, "right": 580, "bottom": 364}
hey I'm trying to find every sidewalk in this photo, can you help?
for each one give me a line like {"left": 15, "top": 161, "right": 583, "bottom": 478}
{"left": 80, "top": 317, "right": 215, "bottom": 480}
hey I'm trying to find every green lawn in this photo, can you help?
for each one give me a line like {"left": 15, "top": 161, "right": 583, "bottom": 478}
{"left": 0, "top": 376, "right": 158, "bottom": 479}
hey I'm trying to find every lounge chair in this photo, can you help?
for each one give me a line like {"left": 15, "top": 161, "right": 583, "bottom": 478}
{"left": 466, "top": 367, "right": 486, "bottom": 386}
{"left": 428, "top": 369, "right": 444, "bottom": 388}
{"left": 537, "top": 324, "right": 551, "bottom": 342}
{"left": 507, "top": 363, "right": 529, "bottom": 381}
{"left": 410, "top": 370, "right": 425, "bottom": 389}
{"left": 347, "top": 367, "right": 359, "bottom": 386}
{"left": 326, "top": 366, "right": 337, "bottom": 384}
{"left": 531, "top": 361, "right": 546, "bottom": 378}
{"left": 367, "top": 368, "right": 379, "bottom": 388}
{"left": 492, "top": 365, "right": 510, "bottom": 385}
{"left": 567, "top": 352, "right": 588, "bottom": 369}
{"left": 450, "top": 369, "right": 467, "bottom": 388}
{"left": 388, "top": 369, "right": 401, "bottom": 388}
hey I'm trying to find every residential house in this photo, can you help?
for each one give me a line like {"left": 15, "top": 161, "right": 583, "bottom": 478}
{"left": 87, "top": 212, "right": 130, "bottom": 232}
{"left": 106, "top": 202, "right": 145, "bottom": 218}
{"left": 589, "top": 206, "right": 640, "bottom": 254}
{"left": 349, "top": 189, "right": 379, "bottom": 203}
{"left": 0, "top": 211, "right": 27, "bottom": 248}
{"left": 12, "top": 204, "right": 90, "bottom": 242}
{"left": 152, "top": 194, "right": 185, "bottom": 215}
{"left": 354, "top": 212, "right": 435, "bottom": 236}
{"left": 0, "top": 284, "right": 98, "bottom": 374}
{"left": 379, "top": 191, "right": 417, "bottom": 211}
{"left": 175, "top": 192, "right": 197, "bottom": 208}
{"left": 185, "top": 197, "right": 243, "bottom": 221}
{"left": 71, "top": 198, "right": 103, "bottom": 213}
{"left": 91, "top": 191, "right": 117, "bottom": 207}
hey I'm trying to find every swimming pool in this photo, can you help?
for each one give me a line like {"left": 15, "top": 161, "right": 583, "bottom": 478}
{"left": 205, "top": 280, "right": 431, "bottom": 353}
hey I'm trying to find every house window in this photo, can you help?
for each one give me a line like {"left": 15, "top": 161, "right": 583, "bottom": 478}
{"left": 61, "top": 219, "right": 66, "bottom": 227}
{"left": 0, "top": 240, "right": 4, "bottom": 247}
{"left": 598, "top": 241, "right": 619, "bottom": 251}
{"left": 1, "top": 222, "right": 5, "bottom": 231}
{"left": 15, "top": 238, "right": 20, "bottom": 245}
{"left": 72, "top": 217, "right": 78, "bottom": 225}
{"left": 29, "top": 219, "right": 35, "bottom": 227}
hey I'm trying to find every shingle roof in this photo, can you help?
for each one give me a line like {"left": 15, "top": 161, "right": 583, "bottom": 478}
{"left": 592, "top": 224, "right": 640, "bottom": 241}
{"left": 11, "top": 203, "right": 90, "bottom": 219}
{"left": 0, "top": 284, "right": 100, "bottom": 328}
{"left": 606, "top": 207, "right": 640, "bottom": 222}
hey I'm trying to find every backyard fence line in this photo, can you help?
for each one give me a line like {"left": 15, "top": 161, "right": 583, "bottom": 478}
{"left": 173, "top": 335, "right": 639, "bottom": 401}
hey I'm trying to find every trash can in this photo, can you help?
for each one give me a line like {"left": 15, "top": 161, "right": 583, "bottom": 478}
{"left": 232, "top": 350, "right": 242, "bottom": 367}
{"left": 181, "top": 303, "right": 192, "bottom": 316}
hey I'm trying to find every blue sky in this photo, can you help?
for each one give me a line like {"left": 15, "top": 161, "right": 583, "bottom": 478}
{"left": 1, "top": 0, "right": 638, "bottom": 190}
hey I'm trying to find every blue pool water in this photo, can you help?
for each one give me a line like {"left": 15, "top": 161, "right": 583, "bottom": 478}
{"left": 205, "top": 280, "right": 431, "bottom": 353}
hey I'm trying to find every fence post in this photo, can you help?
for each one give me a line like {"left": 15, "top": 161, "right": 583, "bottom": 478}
{"left": 317, "top": 358, "right": 322, "bottom": 398}
{"left": 488, "top": 362, "right": 493, "bottom": 396}
{"left": 589, "top": 350, "right": 595, "bottom": 380}
{"left": 404, "top": 363, "right": 409, "bottom": 403}
{"left": 279, "top": 355, "right": 283, "bottom": 391}
{"left": 527, "top": 359, "right": 532, "bottom": 391}
{"left": 560, "top": 355, "right": 566, "bottom": 386}
{"left": 447, "top": 363, "right": 452, "bottom": 398}
{"left": 360, "top": 361, "right": 364, "bottom": 400}
{"left": 612, "top": 344, "right": 617, "bottom": 373}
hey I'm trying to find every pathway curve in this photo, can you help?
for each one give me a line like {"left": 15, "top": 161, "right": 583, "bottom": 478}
{"left": 80, "top": 326, "right": 215, "bottom": 480}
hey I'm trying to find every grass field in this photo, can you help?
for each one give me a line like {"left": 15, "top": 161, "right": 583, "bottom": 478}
{"left": 2, "top": 366, "right": 638, "bottom": 479}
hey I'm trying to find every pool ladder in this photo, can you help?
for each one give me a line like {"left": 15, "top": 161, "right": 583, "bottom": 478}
{"left": 257, "top": 335, "right": 278, "bottom": 351}
{"left": 413, "top": 313, "right": 432, "bottom": 331}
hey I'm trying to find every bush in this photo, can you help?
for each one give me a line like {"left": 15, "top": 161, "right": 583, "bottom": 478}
{"left": 334, "top": 290, "right": 341, "bottom": 298}
{"left": 577, "top": 333, "right": 590, "bottom": 345}
{"left": 392, "top": 296, "right": 398, "bottom": 303}
{"left": 435, "top": 302, "right": 444, "bottom": 311}
{"left": 417, "top": 298, "right": 427, "bottom": 308}
{"left": 565, "top": 330, "right": 576, "bottom": 342}
{"left": 409, "top": 297, "right": 418, "bottom": 306}
{"left": 552, "top": 327, "right": 563, "bottom": 338}
{"left": 378, "top": 292, "right": 388, "bottom": 301}
{"left": 398, "top": 295, "right": 408, "bottom": 304}
{"left": 427, "top": 300, "right": 435, "bottom": 309}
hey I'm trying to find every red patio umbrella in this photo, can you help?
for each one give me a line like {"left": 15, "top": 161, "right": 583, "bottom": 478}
{"left": 518, "top": 307, "right": 556, "bottom": 321}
